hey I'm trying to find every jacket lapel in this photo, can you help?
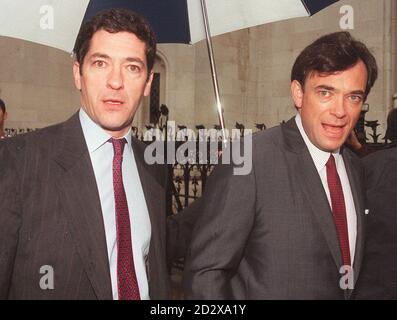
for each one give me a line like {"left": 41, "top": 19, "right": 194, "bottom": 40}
{"left": 54, "top": 113, "right": 112, "bottom": 300}
{"left": 342, "top": 148, "right": 365, "bottom": 295}
{"left": 281, "top": 118, "right": 343, "bottom": 269}
{"left": 130, "top": 138, "right": 168, "bottom": 299}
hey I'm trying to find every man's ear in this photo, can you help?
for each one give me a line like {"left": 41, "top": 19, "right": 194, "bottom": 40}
{"left": 291, "top": 80, "right": 304, "bottom": 111}
{"left": 73, "top": 62, "right": 82, "bottom": 91}
{"left": 3, "top": 111, "right": 7, "bottom": 121}
{"left": 143, "top": 71, "right": 154, "bottom": 97}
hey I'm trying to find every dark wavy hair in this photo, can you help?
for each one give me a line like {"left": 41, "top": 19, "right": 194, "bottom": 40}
{"left": 73, "top": 8, "right": 156, "bottom": 75}
{"left": 291, "top": 31, "right": 378, "bottom": 99}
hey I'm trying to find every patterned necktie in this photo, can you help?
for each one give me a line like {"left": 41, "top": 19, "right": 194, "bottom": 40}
{"left": 111, "top": 138, "right": 140, "bottom": 300}
{"left": 326, "top": 154, "right": 351, "bottom": 267}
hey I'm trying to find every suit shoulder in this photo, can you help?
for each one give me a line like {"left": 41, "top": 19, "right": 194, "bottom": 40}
{"left": 26, "top": 122, "right": 64, "bottom": 143}
{"left": 363, "top": 147, "right": 397, "bottom": 188}
{"left": 0, "top": 121, "right": 66, "bottom": 164}
{"left": 363, "top": 147, "right": 397, "bottom": 168}
{"left": 252, "top": 126, "right": 282, "bottom": 146}
{"left": 251, "top": 126, "right": 283, "bottom": 160}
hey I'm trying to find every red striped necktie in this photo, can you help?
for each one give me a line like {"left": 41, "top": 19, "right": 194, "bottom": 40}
{"left": 111, "top": 137, "right": 140, "bottom": 300}
{"left": 326, "top": 154, "right": 351, "bottom": 267}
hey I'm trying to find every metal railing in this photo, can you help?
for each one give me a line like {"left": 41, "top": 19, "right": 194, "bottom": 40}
{"left": 4, "top": 109, "right": 394, "bottom": 214}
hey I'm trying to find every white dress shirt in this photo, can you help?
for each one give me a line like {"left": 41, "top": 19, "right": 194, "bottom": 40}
{"left": 79, "top": 108, "right": 151, "bottom": 300}
{"left": 295, "top": 113, "right": 357, "bottom": 263}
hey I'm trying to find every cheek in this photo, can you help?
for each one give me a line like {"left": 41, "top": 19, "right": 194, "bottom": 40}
{"left": 301, "top": 97, "right": 322, "bottom": 117}
{"left": 301, "top": 103, "right": 322, "bottom": 125}
{"left": 351, "top": 108, "right": 362, "bottom": 121}
{"left": 345, "top": 107, "right": 362, "bottom": 127}
{"left": 129, "top": 76, "right": 152, "bottom": 97}
{"left": 85, "top": 81, "right": 101, "bottom": 99}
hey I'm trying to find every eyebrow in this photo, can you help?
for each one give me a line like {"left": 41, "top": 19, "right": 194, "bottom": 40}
{"left": 315, "top": 85, "right": 335, "bottom": 91}
{"left": 88, "top": 53, "right": 145, "bottom": 65}
{"left": 88, "top": 53, "right": 110, "bottom": 60}
{"left": 349, "top": 90, "right": 366, "bottom": 96}
{"left": 125, "top": 57, "right": 145, "bottom": 65}
{"left": 315, "top": 85, "right": 365, "bottom": 96}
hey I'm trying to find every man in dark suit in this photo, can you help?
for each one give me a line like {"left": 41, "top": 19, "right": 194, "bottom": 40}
{"left": 353, "top": 111, "right": 397, "bottom": 299}
{"left": 184, "top": 32, "right": 378, "bottom": 299}
{"left": 0, "top": 9, "right": 170, "bottom": 299}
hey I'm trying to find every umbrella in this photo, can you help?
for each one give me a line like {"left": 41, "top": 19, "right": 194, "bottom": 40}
{"left": 0, "top": 0, "right": 339, "bottom": 136}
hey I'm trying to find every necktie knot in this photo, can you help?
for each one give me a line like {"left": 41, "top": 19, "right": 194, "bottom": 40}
{"left": 326, "top": 154, "right": 336, "bottom": 169}
{"left": 111, "top": 138, "right": 127, "bottom": 157}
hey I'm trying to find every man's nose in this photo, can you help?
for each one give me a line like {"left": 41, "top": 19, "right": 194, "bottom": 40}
{"left": 330, "top": 96, "right": 347, "bottom": 118}
{"left": 107, "top": 66, "right": 124, "bottom": 90}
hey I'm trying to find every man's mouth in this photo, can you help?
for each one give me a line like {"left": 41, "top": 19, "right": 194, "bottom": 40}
{"left": 322, "top": 123, "right": 346, "bottom": 137}
{"left": 103, "top": 99, "right": 124, "bottom": 106}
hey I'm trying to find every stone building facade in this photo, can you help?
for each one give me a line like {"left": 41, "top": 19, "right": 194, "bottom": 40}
{"left": 0, "top": 0, "right": 396, "bottom": 138}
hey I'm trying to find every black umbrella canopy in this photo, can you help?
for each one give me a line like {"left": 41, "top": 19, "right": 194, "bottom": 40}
{"left": 82, "top": 0, "right": 339, "bottom": 44}
{"left": 83, "top": 0, "right": 191, "bottom": 43}
{"left": 302, "top": 0, "right": 339, "bottom": 15}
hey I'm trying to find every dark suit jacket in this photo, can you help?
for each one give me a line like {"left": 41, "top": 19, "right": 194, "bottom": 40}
{"left": 353, "top": 146, "right": 397, "bottom": 299}
{"left": 0, "top": 113, "right": 170, "bottom": 299}
{"left": 184, "top": 117, "right": 366, "bottom": 299}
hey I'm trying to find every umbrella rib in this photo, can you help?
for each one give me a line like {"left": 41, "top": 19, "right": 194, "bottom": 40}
{"left": 200, "top": 0, "right": 227, "bottom": 145}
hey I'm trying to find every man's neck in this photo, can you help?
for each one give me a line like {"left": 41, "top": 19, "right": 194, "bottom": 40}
{"left": 0, "top": 127, "right": 5, "bottom": 137}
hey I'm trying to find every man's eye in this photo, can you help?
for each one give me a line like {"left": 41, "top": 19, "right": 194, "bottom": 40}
{"left": 319, "top": 90, "right": 330, "bottom": 97}
{"left": 128, "top": 65, "right": 140, "bottom": 72}
{"left": 349, "top": 95, "right": 363, "bottom": 103}
{"left": 94, "top": 60, "right": 106, "bottom": 68}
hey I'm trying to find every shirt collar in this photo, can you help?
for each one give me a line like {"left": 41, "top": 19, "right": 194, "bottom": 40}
{"left": 79, "top": 108, "right": 132, "bottom": 153}
{"left": 295, "top": 113, "right": 341, "bottom": 172}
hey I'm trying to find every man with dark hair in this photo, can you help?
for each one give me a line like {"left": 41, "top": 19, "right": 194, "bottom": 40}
{"left": 184, "top": 31, "right": 378, "bottom": 299}
{"left": 0, "top": 9, "right": 170, "bottom": 299}
{"left": 0, "top": 98, "right": 8, "bottom": 139}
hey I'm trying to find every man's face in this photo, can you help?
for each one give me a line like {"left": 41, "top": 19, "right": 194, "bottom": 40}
{"left": 291, "top": 60, "right": 368, "bottom": 152}
{"left": 73, "top": 30, "right": 153, "bottom": 138}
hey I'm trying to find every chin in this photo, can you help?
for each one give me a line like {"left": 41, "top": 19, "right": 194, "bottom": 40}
{"left": 325, "top": 143, "right": 344, "bottom": 152}
{"left": 316, "top": 138, "right": 343, "bottom": 152}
